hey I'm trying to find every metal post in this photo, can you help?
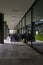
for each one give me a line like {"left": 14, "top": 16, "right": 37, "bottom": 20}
{"left": 31, "top": 8, "right": 33, "bottom": 46}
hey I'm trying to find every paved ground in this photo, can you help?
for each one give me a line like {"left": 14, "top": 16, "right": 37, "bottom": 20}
{"left": 0, "top": 42, "right": 43, "bottom": 65}
{"left": 28, "top": 40, "right": 43, "bottom": 53}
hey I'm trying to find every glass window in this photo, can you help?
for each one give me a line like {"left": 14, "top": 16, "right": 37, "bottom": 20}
{"left": 22, "top": 18, "right": 25, "bottom": 27}
{"left": 17, "top": 23, "right": 19, "bottom": 29}
{"left": 26, "top": 10, "right": 31, "bottom": 25}
{"left": 22, "top": 28, "right": 24, "bottom": 34}
{"left": 20, "top": 21, "right": 22, "bottom": 29}
{"left": 33, "top": 0, "right": 43, "bottom": 53}
{"left": 33, "top": 0, "right": 43, "bottom": 22}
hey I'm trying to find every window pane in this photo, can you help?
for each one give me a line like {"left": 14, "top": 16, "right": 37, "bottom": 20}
{"left": 22, "top": 18, "right": 25, "bottom": 27}
{"left": 33, "top": 0, "right": 43, "bottom": 22}
{"left": 26, "top": 10, "right": 31, "bottom": 25}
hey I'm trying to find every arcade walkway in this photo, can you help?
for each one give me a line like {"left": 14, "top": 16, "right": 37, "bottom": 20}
{"left": 0, "top": 42, "right": 43, "bottom": 65}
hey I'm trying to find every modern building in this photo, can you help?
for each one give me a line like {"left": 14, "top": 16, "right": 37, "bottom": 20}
{"left": 0, "top": 0, "right": 43, "bottom": 65}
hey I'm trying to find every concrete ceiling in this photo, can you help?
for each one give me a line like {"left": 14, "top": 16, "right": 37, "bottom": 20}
{"left": 0, "top": 0, "right": 35, "bottom": 29}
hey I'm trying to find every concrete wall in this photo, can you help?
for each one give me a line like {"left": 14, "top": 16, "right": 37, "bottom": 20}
{"left": 0, "top": 13, "right": 4, "bottom": 43}
{"left": 4, "top": 22, "right": 9, "bottom": 39}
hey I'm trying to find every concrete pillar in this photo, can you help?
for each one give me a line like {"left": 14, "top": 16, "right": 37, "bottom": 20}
{"left": 0, "top": 13, "right": 4, "bottom": 43}
{"left": 4, "top": 22, "right": 9, "bottom": 39}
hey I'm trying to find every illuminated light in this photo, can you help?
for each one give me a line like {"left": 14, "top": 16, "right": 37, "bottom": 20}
{"left": 10, "top": 30, "right": 14, "bottom": 34}
{"left": 36, "top": 31, "right": 38, "bottom": 35}
{"left": 9, "top": 30, "right": 16, "bottom": 34}
{"left": 40, "top": 19, "right": 43, "bottom": 21}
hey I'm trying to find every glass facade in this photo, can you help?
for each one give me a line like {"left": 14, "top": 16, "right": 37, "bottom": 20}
{"left": 26, "top": 11, "right": 31, "bottom": 25}
{"left": 32, "top": 0, "right": 43, "bottom": 53}
{"left": 19, "top": 21, "right": 22, "bottom": 34}
{"left": 33, "top": 0, "right": 43, "bottom": 22}
{"left": 22, "top": 18, "right": 25, "bottom": 27}
{"left": 14, "top": 0, "right": 43, "bottom": 54}
{"left": 33, "top": 0, "right": 43, "bottom": 41}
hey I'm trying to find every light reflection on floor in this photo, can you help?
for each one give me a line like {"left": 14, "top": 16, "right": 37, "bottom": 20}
{"left": 4, "top": 38, "right": 24, "bottom": 45}
{"left": 4, "top": 36, "right": 12, "bottom": 43}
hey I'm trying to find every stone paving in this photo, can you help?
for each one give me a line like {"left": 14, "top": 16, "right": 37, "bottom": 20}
{"left": 0, "top": 42, "right": 43, "bottom": 65}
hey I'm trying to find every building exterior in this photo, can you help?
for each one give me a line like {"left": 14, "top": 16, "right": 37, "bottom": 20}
{"left": 14, "top": 0, "right": 43, "bottom": 42}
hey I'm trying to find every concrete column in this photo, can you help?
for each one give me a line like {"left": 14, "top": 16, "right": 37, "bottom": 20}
{"left": 0, "top": 13, "right": 4, "bottom": 43}
{"left": 4, "top": 22, "right": 9, "bottom": 39}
